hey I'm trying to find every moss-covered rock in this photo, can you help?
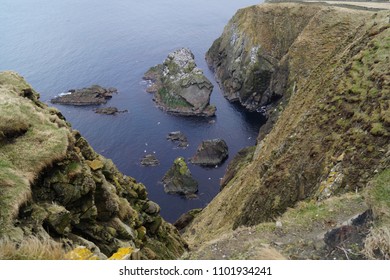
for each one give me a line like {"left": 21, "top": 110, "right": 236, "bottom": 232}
{"left": 143, "top": 48, "right": 216, "bottom": 117}
{"left": 162, "top": 157, "right": 198, "bottom": 196}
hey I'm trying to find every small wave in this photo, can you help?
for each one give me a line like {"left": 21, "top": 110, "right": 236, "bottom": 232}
{"left": 58, "top": 92, "right": 72, "bottom": 96}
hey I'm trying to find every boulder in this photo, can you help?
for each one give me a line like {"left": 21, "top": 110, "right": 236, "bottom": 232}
{"left": 167, "top": 131, "right": 189, "bottom": 148}
{"left": 143, "top": 48, "right": 216, "bottom": 117}
{"left": 162, "top": 157, "right": 198, "bottom": 195}
{"left": 190, "top": 139, "right": 229, "bottom": 166}
{"left": 51, "top": 85, "right": 117, "bottom": 106}
{"left": 140, "top": 154, "right": 160, "bottom": 166}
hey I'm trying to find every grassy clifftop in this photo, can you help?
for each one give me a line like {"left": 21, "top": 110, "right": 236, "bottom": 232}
{"left": 185, "top": 3, "right": 389, "bottom": 259}
{"left": 0, "top": 71, "right": 186, "bottom": 259}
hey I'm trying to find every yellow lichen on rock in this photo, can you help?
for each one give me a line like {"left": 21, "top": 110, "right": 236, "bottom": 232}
{"left": 86, "top": 159, "right": 104, "bottom": 171}
{"left": 64, "top": 246, "right": 99, "bottom": 260}
{"left": 108, "top": 247, "right": 133, "bottom": 260}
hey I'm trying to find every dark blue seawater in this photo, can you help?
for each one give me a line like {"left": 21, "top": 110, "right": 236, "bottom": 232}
{"left": 0, "top": 0, "right": 264, "bottom": 222}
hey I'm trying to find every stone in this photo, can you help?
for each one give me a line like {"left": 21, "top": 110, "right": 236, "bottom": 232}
{"left": 87, "top": 159, "right": 104, "bottom": 171}
{"left": 143, "top": 48, "right": 216, "bottom": 117}
{"left": 94, "top": 107, "right": 128, "bottom": 115}
{"left": 167, "top": 131, "right": 189, "bottom": 148}
{"left": 51, "top": 85, "right": 117, "bottom": 106}
{"left": 143, "top": 201, "right": 161, "bottom": 215}
{"left": 140, "top": 154, "right": 160, "bottom": 166}
{"left": 190, "top": 139, "right": 229, "bottom": 166}
{"left": 44, "top": 203, "right": 72, "bottom": 235}
{"left": 162, "top": 157, "right": 198, "bottom": 195}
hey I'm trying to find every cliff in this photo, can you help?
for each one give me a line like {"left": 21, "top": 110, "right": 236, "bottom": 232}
{"left": 184, "top": 3, "right": 390, "bottom": 259}
{"left": 0, "top": 71, "right": 186, "bottom": 259}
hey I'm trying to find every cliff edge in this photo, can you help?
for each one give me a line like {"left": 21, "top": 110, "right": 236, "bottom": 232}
{"left": 0, "top": 71, "right": 186, "bottom": 259}
{"left": 185, "top": 3, "right": 389, "bottom": 259}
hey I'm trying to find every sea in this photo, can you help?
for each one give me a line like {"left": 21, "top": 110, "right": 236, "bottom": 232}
{"left": 0, "top": 0, "right": 264, "bottom": 222}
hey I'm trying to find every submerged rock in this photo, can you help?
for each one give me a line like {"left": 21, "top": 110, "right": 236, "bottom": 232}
{"left": 167, "top": 131, "right": 189, "bottom": 148}
{"left": 143, "top": 48, "right": 216, "bottom": 117}
{"left": 162, "top": 157, "right": 198, "bottom": 195}
{"left": 51, "top": 85, "right": 117, "bottom": 106}
{"left": 141, "top": 154, "right": 160, "bottom": 167}
{"left": 94, "top": 107, "right": 128, "bottom": 115}
{"left": 190, "top": 139, "right": 229, "bottom": 166}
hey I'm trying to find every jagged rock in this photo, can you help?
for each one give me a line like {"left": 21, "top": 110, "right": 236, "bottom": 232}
{"left": 51, "top": 85, "right": 117, "bottom": 105}
{"left": 316, "top": 163, "right": 344, "bottom": 201}
{"left": 94, "top": 107, "right": 128, "bottom": 115}
{"left": 190, "top": 139, "right": 229, "bottom": 166}
{"left": 43, "top": 203, "right": 72, "bottom": 235}
{"left": 141, "top": 154, "right": 160, "bottom": 166}
{"left": 162, "top": 157, "right": 198, "bottom": 195}
{"left": 143, "top": 48, "right": 216, "bottom": 117}
{"left": 167, "top": 131, "right": 189, "bottom": 148}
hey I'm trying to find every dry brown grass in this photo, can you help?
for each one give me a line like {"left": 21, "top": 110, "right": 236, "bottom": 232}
{"left": 0, "top": 237, "right": 66, "bottom": 260}
{"left": 364, "top": 226, "right": 390, "bottom": 260}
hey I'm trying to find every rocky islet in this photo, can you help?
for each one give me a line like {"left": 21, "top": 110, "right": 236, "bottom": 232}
{"left": 143, "top": 48, "right": 216, "bottom": 117}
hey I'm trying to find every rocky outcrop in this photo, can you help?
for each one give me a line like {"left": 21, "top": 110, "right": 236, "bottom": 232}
{"left": 0, "top": 71, "right": 186, "bottom": 259}
{"left": 94, "top": 107, "right": 128, "bottom": 115}
{"left": 190, "top": 139, "right": 229, "bottom": 166}
{"left": 144, "top": 48, "right": 216, "bottom": 117}
{"left": 167, "top": 131, "right": 189, "bottom": 148}
{"left": 184, "top": 3, "right": 390, "bottom": 258}
{"left": 206, "top": 3, "right": 321, "bottom": 111}
{"left": 162, "top": 157, "right": 198, "bottom": 196}
{"left": 51, "top": 85, "right": 117, "bottom": 106}
{"left": 141, "top": 154, "right": 160, "bottom": 167}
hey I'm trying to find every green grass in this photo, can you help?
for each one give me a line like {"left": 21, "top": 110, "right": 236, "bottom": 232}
{"left": 364, "top": 169, "right": 390, "bottom": 259}
{"left": 0, "top": 71, "right": 70, "bottom": 236}
{"left": 158, "top": 88, "right": 191, "bottom": 109}
{"left": 366, "top": 169, "right": 390, "bottom": 219}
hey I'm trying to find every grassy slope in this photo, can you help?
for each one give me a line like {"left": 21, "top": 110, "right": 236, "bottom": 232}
{"left": 0, "top": 72, "right": 69, "bottom": 236}
{"left": 184, "top": 4, "right": 389, "bottom": 251}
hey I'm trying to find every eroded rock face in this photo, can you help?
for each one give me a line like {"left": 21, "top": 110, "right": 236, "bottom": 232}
{"left": 144, "top": 48, "right": 216, "bottom": 117}
{"left": 190, "top": 139, "right": 229, "bottom": 166}
{"left": 162, "top": 157, "right": 198, "bottom": 196}
{"left": 206, "top": 4, "right": 320, "bottom": 111}
{"left": 51, "top": 85, "right": 117, "bottom": 106}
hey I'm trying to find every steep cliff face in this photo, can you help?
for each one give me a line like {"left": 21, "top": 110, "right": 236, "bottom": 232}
{"left": 184, "top": 3, "right": 390, "bottom": 257}
{"left": 0, "top": 72, "right": 186, "bottom": 259}
{"left": 206, "top": 3, "right": 320, "bottom": 111}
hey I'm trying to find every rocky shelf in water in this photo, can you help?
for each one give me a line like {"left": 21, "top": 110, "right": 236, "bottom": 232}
{"left": 140, "top": 154, "right": 160, "bottom": 167}
{"left": 51, "top": 85, "right": 117, "bottom": 106}
{"left": 94, "top": 107, "right": 128, "bottom": 115}
{"left": 143, "top": 48, "right": 216, "bottom": 117}
{"left": 167, "top": 131, "right": 189, "bottom": 148}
